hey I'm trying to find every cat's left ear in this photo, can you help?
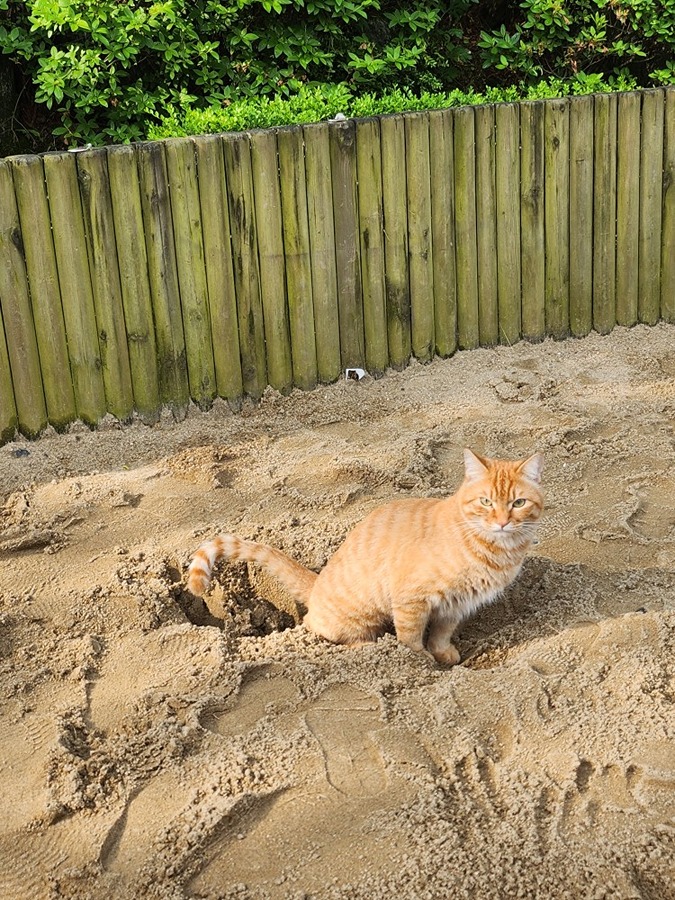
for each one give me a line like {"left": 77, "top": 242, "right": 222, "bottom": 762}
{"left": 518, "top": 453, "right": 543, "bottom": 484}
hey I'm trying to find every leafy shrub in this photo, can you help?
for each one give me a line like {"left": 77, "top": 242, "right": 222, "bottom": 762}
{"left": 0, "top": 0, "right": 668, "bottom": 150}
{"left": 147, "top": 72, "right": 638, "bottom": 139}
{"left": 0, "top": 0, "right": 472, "bottom": 147}
{"left": 477, "top": 0, "right": 675, "bottom": 85}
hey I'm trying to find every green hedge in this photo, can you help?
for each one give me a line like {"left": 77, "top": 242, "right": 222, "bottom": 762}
{"left": 0, "top": 0, "right": 673, "bottom": 150}
{"left": 0, "top": 0, "right": 472, "bottom": 147}
{"left": 478, "top": 0, "right": 675, "bottom": 86}
{"left": 148, "top": 72, "right": 639, "bottom": 139}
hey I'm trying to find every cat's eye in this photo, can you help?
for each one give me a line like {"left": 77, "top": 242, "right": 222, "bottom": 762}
{"left": 512, "top": 498, "right": 526, "bottom": 508}
{"left": 479, "top": 497, "right": 492, "bottom": 507}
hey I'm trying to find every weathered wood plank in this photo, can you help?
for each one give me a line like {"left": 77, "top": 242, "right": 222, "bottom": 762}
{"left": 569, "top": 95, "right": 595, "bottom": 336}
{"left": 0, "top": 307, "right": 17, "bottom": 443}
{"left": 380, "top": 114, "right": 411, "bottom": 368}
{"left": 278, "top": 126, "right": 318, "bottom": 390}
{"left": 544, "top": 98, "right": 570, "bottom": 338}
{"left": 405, "top": 112, "right": 434, "bottom": 362}
{"left": 304, "top": 122, "right": 341, "bottom": 383}
{"left": 638, "top": 89, "right": 664, "bottom": 325}
{"left": 474, "top": 104, "right": 498, "bottom": 346}
{"left": 0, "top": 158, "right": 47, "bottom": 436}
{"left": 107, "top": 145, "right": 161, "bottom": 423}
{"left": 593, "top": 93, "right": 618, "bottom": 334}
{"left": 453, "top": 106, "right": 479, "bottom": 350}
{"left": 662, "top": 88, "right": 675, "bottom": 323}
{"left": 520, "top": 101, "right": 546, "bottom": 340}
{"left": 76, "top": 149, "right": 134, "bottom": 421}
{"left": 165, "top": 138, "right": 217, "bottom": 407}
{"left": 43, "top": 152, "right": 107, "bottom": 426}
{"left": 429, "top": 108, "right": 457, "bottom": 358}
{"left": 137, "top": 141, "right": 190, "bottom": 415}
{"left": 277, "top": 127, "right": 317, "bottom": 389}
{"left": 615, "top": 93, "right": 640, "bottom": 327}
{"left": 329, "top": 118, "right": 365, "bottom": 368}
{"left": 222, "top": 133, "right": 267, "bottom": 398}
{"left": 249, "top": 130, "right": 292, "bottom": 394}
{"left": 496, "top": 102, "right": 521, "bottom": 345}
{"left": 356, "top": 117, "right": 388, "bottom": 374}
{"left": 10, "top": 155, "right": 76, "bottom": 429}
{"left": 193, "top": 134, "right": 243, "bottom": 405}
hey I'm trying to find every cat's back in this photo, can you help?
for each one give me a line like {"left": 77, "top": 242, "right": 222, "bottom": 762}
{"left": 322, "top": 495, "right": 446, "bottom": 575}
{"left": 353, "top": 494, "right": 442, "bottom": 535}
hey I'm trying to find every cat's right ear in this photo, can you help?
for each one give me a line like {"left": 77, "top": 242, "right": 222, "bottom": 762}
{"left": 463, "top": 448, "right": 489, "bottom": 482}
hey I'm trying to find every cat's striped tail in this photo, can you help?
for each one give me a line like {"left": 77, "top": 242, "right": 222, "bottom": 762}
{"left": 186, "top": 533, "right": 318, "bottom": 604}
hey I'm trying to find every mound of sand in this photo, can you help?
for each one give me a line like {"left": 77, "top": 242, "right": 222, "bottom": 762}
{"left": 1, "top": 324, "right": 674, "bottom": 900}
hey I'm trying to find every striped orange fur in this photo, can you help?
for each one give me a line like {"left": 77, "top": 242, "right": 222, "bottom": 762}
{"left": 187, "top": 449, "right": 544, "bottom": 665}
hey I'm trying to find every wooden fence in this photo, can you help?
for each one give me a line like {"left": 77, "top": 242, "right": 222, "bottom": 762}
{"left": 1, "top": 88, "right": 674, "bottom": 443}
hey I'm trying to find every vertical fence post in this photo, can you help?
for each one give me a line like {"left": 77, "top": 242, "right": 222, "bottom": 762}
{"left": 356, "top": 117, "right": 388, "bottom": 375}
{"left": 10, "top": 155, "right": 77, "bottom": 430}
{"left": 165, "top": 138, "right": 217, "bottom": 408}
{"left": 304, "top": 122, "right": 341, "bottom": 383}
{"left": 520, "top": 101, "right": 545, "bottom": 341}
{"left": 222, "top": 133, "right": 267, "bottom": 399}
{"left": 593, "top": 93, "right": 618, "bottom": 335}
{"left": 43, "top": 152, "right": 107, "bottom": 425}
{"left": 107, "top": 145, "right": 161, "bottom": 423}
{"left": 429, "top": 108, "right": 457, "bottom": 358}
{"left": 193, "top": 134, "right": 244, "bottom": 406}
{"left": 495, "top": 102, "right": 521, "bottom": 345}
{"left": 405, "top": 112, "right": 434, "bottom": 362}
{"left": 475, "top": 104, "right": 498, "bottom": 346}
{"left": 77, "top": 148, "right": 134, "bottom": 421}
{"left": 568, "top": 95, "right": 594, "bottom": 337}
{"left": 380, "top": 114, "right": 411, "bottom": 369}
{"left": 278, "top": 126, "right": 318, "bottom": 390}
{"left": 544, "top": 99, "right": 570, "bottom": 338}
{"left": 0, "top": 159, "right": 47, "bottom": 436}
{"left": 137, "top": 142, "right": 190, "bottom": 416}
{"left": 638, "top": 89, "right": 665, "bottom": 325}
{"left": 615, "top": 93, "right": 641, "bottom": 328}
{"left": 249, "top": 130, "right": 293, "bottom": 395}
{"left": 454, "top": 106, "right": 479, "bottom": 350}
{"left": 330, "top": 118, "right": 365, "bottom": 369}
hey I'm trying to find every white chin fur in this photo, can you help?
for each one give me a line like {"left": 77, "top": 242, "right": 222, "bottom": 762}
{"left": 488, "top": 527, "right": 521, "bottom": 542}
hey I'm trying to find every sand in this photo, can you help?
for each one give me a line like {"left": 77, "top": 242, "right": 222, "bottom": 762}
{"left": 0, "top": 323, "right": 674, "bottom": 900}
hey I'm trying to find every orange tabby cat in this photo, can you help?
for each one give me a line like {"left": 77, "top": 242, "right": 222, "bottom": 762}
{"left": 187, "top": 449, "right": 543, "bottom": 665}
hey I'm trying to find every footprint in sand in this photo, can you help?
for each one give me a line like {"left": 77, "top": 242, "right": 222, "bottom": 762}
{"left": 303, "top": 685, "right": 388, "bottom": 797}
{"left": 203, "top": 673, "right": 388, "bottom": 798}
{"left": 189, "top": 673, "right": 428, "bottom": 897}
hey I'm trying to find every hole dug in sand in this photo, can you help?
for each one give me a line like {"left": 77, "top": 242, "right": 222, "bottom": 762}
{"left": 179, "top": 559, "right": 298, "bottom": 636}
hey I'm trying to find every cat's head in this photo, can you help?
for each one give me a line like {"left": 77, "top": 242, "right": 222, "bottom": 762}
{"left": 459, "top": 449, "right": 544, "bottom": 540}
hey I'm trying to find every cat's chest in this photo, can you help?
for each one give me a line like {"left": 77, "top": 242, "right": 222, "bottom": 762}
{"left": 436, "top": 556, "right": 524, "bottom": 611}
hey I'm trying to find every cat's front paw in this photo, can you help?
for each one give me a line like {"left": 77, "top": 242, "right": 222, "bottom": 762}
{"left": 430, "top": 644, "right": 461, "bottom": 667}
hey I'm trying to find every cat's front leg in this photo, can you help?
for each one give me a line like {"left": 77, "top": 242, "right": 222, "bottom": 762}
{"left": 426, "top": 614, "right": 461, "bottom": 666}
{"left": 392, "top": 598, "right": 435, "bottom": 662}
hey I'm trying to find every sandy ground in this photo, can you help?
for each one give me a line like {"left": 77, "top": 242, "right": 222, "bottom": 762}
{"left": 0, "top": 323, "right": 674, "bottom": 900}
